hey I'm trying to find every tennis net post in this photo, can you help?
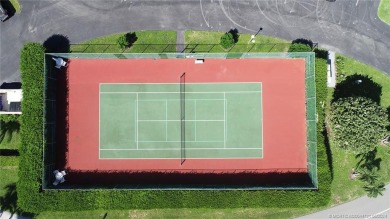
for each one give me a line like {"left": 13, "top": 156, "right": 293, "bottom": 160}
{"left": 180, "top": 72, "right": 186, "bottom": 165}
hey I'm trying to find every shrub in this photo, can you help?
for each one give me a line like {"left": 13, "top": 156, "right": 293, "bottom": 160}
{"left": 0, "top": 114, "right": 20, "bottom": 123}
{"left": 17, "top": 42, "right": 45, "bottom": 211}
{"left": 117, "top": 32, "right": 138, "bottom": 50}
{"left": 220, "top": 32, "right": 235, "bottom": 49}
{"left": 117, "top": 35, "right": 129, "bottom": 49}
{"left": 288, "top": 43, "right": 312, "bottom": 52}
{"left": 330, "top": 97, "right": 388, "bottom": 154}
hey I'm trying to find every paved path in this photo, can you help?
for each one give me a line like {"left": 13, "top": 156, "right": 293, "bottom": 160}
{"left": 0, "top": 0, "right": 390, "bottom": 83}
{"left": 297, "top": 184, "right": 390, "bottom": 219}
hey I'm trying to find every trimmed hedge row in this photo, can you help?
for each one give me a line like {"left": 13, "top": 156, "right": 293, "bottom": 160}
{"left": 0, "top": 114, "right": 21, "bottom": 123}
{"left": 17, "top": 46, "right": 331, "bottom": 212}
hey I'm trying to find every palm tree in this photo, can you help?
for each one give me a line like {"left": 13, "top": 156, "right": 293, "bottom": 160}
{"left": 358, "top": 168, "right": 379, "bottom": 185}
{"left": 363, "top": 182, "right": 385, "bottom": 198}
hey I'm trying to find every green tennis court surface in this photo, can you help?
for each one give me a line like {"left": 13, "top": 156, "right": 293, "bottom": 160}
{"left": 99, "top": 83, "right": 263, "bottom": 159}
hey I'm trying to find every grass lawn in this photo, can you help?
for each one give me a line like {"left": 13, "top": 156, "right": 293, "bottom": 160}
{"left": 0, "top": 168, "right": 18, "bottom": 205}
{"left": 328, "top": 54, "right": 390, "bottom": 204}
{"left": 37, "top": 208, "right": 319, "bottom": 219}
{"left": 185, "top": 31, "right": 290, "bottom": 53}
{"left": 378, "top": 0, "right": 390, "bottom": 25}
{"left": 9, "top": 0, "right": 21, "bottom": 13}
{"left": 70, "top": 30, "right": 177, "bottom": 53}
{"left": 337, "top": 54, "right": 390, "bottom": 108}
{"left": 0, "top": 131, "right": 20, "bottom": 150}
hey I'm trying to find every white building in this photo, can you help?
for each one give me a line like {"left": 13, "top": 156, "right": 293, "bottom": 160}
{"left": 0, "top": 82, "right": 22, "bottom": 114}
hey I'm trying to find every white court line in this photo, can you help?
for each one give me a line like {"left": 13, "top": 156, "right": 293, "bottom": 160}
{"left": 138, "top": 99, "right": 225, "bottom": 101}
{"left": 100, "top": 148, "right": 262, "bottom": 151}
{"left": 194, "top": 99, "right": 197, "bottom": 141}
{"left": 261, "top": 83, "right": 264, "bottom": 159}
{"left": 99, "top": 84, "right": 101, "bottom": 159}
{"left": 100, "top": 157, "right": 264, "bottom": 160}
{"left": 138, "top": 140, "right": 224, "bottom": 143}
{"left": 165, "top": 99, "right": 168, "bottom": 141}
{"left": 134, "top": 100, "right": 137, "bottom": 144}
{"left": 138, "top": 120, "right": 224, "bottom": 122}
{"left": 136, "top": 93, "right": 139, "bottom": 149}
{"left": 101, "top": 91, "right": 261, "bottom": 94}
{"left": 224, "top": 92, "right": 226, "bottom": 149}
{"left": 101, "top": 82, "right": 262, "bottom": 85}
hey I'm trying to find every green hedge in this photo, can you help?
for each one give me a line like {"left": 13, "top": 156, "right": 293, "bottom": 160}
{"left": 0, "top": 114, "right": 21, "bottom": 123}
{"left": 17, "top": 46, "right": 331, "bottom": 212}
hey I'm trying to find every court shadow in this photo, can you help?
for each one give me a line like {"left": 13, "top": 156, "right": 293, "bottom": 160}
{"left": 55, "top": 60, "right": 69, "bottom": 168}
{"left": 43, "top": 34, "right": 70, "bottom": 53}
{"left": 332, "top": 74, "right": 382, "bottom": 104}
{"left": 63, "top": 169, "right": 313, "bottom": 189}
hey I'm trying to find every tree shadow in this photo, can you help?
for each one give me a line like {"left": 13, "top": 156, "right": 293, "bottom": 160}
{"left": 228, "top": 28, "right": 239, "bottom": 43}
{"left": 0, "top": 149, "right": 19, "bottom": 156}
{"left": 43, "top": 34, "right": 70, "bottom": 53}
{"left": 125, "top": 32, "right": 138, "bottom": 47}
{"left": 0, "top": 183, "right": 35, "bottom": 218}
{"left": 1, "top": 0, "right": 16, "bottom": 20}
{"left": 332, "top": 74, "right": 382, "bottom": 104}
{"left": 0, "top": 120, "right": 20, "bottom": 144}
{"left": 314, "top": 48, "right": 328, "bottom": 60}
{"left": 323, "top": 125, "right": 334, "bottom": 180}
{"left": 292, "top": 38, "right": 313, "bottom": 49}
{"left": 356, "top": 148, "right": 382, "bottom": 171}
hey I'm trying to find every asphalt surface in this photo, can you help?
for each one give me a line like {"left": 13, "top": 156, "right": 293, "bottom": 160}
{"left": 297, "top": 184, "right": 390, "bottom": 219}
{"left": 0, "top": 0, "right": 390, "bottom": 83}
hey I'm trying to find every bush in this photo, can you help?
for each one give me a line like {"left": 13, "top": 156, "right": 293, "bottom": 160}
{"left": 117, "top": 32, "right": 138, "bottom": 50}
{"left": 0, "top": 114, "right": 20, "bottom": 123}
{"left": 17, "top": 42, "right": 45, "bottom": 211}
{"left": 288, "top": 43, "right": 312, "bottom": 52}
{"left": 220, "top": 32, "right": 235, "bottom": 49}
{"left": 330, "top": 97, "right": 388, "bottom": 154}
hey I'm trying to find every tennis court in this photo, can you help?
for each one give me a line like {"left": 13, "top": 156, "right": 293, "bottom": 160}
{"left": 99, "top": 82, "right": 263, "bottom": 159}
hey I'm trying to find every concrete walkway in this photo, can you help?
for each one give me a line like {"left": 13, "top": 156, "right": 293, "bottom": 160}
{"left": 176, "top": 30, "right": 185, "bottom": 53}
{"left": 0, "top": 210, "right": 30, "bottom": 219}
{"left": 1, "top": 0, "right": 390, "bottom": 83}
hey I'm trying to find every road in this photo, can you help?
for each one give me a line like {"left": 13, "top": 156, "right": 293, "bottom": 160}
{"left": 297, "top": 183, "right": 390, "bottom": 219}
{"left": 0, "top": 0, "right": 390, "bottom": 83}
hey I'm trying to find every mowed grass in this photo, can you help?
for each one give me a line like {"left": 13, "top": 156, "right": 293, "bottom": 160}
{"left": 185, "top": 31, "right": 290, "bottom": 53}
{"left": 378, "top": 0, "right": 390, "bottom": 25}
{"left": 0, "top": 131, "right": 20, "bottom": 150}
{"left": 337, "top": 54, "right": 390, "bottom": 107}
{"left": 37, "top": 208, "right": 317, "bottom": 219}
{"left": 0, "top": 168, "right": 18, "bottom": 203}
{"left": 70, "top": 30, "right": 177, "bottom": 53}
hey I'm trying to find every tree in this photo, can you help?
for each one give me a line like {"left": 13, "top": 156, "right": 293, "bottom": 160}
{"left": 329, "top": 97, "right": 389, "bottom": 154}
{"left": 220, "top": 32, "right": 235, "bottom": 49}
{"left": 358, "top": 168, "right": 379, "bottom": 185}
{"left": 363, "top": 182, "right": 385, "bottom": 198}
{"left": 288, "top": 43, "right": 312, "bottom": 52}
{"left": 117, "top": 32, "right": 138, "bottom": 50}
